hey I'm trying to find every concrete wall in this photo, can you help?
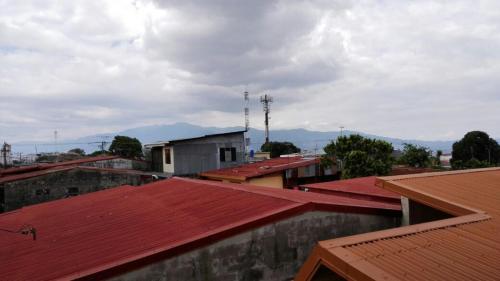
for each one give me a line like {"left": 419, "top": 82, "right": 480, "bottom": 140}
{"left": 108, "top": 211, "right": 401, "bottom": 281}
{"left": 248, "top": 174, "right": 284, "bottom": 189}
{"left": 0, "top": 168, "right": 153, "bottom": 212}
{"left": 80, "top": 158, "right": 149, "bottom": 171}
{"left": 172, "top": 133, "right": 245, "bottom": 176}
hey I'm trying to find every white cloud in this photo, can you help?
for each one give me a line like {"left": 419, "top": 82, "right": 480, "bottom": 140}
{"left": 0, "top": 0, "right": 499, "bottom": 144}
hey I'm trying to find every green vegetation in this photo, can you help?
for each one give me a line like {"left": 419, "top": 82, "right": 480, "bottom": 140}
{"left": 399, "top": 143, "right": 432, "bottom": 168}
{"left": 260, "top": 141, "right": 301, "bottom": 158}
{"left": 68, "top": 148, "right": 85, "bottom": 156}
{"left": 323, "top": 134, "right": 393, "bottom": 179}
{"left": 109, "top": 135, "right": 143, "bottom": 158}
{"left": 451, "top": 131, "right": 500, "bottom": 169}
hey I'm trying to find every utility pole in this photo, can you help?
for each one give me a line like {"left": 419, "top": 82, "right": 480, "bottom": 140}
{"left": 244, "top": 91, "right": 250, "bottom": 131}
{"left": 260, "top": 94, "right": 273, "bottom": 144}
{"left": 340, "top": 126, "right": 344, "bottom": 137}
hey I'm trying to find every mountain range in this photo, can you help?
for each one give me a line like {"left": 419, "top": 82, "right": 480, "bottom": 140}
{"left": 11, "top": 122, "right": 466, "bottom": 155}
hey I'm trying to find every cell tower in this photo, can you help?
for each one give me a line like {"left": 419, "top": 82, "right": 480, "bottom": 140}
{"left": 244, "top": 91, "right": 250, "bottom": 131}
{"left": 260, "top": 94, "right": 273, "bottom": 144}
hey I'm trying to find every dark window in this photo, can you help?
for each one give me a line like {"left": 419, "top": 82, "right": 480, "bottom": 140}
{"left": 220, "top": 148, "right": 226, "bottom": 162}
{"left": 231, "top": 147, "right": 237, "bottom": 161}
{"left": 165, "top": 147, "right": 171, "bottom": 164}
{"left": 36, "top": 189, "right": 43, "bottom": 195}
{"left": 220, "top": 147, "right": 237, "bottom": 162}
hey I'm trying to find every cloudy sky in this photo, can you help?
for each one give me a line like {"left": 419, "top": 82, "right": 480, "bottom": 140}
{"left": 1, "top": 0, "right": 499, "bottom": 142}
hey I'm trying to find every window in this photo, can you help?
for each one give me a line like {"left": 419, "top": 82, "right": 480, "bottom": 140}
{"left": 231, "top": 147, "right": 236, "bottom": 161}
{"left": 165, "top": 147, "right": 171, "bottom": 164}
{"left": 220, "top": 147, "right": 237, "bottom": 162}
{"left": 220, "top": 148, "right": 226, "bottom": 162}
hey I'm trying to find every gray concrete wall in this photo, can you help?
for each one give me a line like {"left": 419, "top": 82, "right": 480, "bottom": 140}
{"left": 0, "top": 168, "right": 152, "bottom": 212}
{"left": 80, "top": 158, "right": 149, "bottom": 171}
{"left": 173, "top": 133, "right": 245, "bottom": 175}
{"left": 109, "top": 211, "right": 401, "bottom": 281}
{"left": 173, "top": 143, "right": 218, "bottom": 175}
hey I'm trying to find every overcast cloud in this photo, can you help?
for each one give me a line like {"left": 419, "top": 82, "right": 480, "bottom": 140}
{"left": 1, "top": 0, "right": 499, "bottom": 142}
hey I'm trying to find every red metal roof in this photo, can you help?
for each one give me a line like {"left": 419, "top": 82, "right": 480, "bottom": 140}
{"left": 0, "top": 155, "right": 120, "bottom": 177}
{"left": 0, "top": 165, "right": 150, "bottom": 184}
{"left": 301, "top": 177, "right": 401, "bottom": 203}
{"left": 201, "top": 156, "right": 319, "bottom": 181}
{"left": 0, "top": 177, "right": 400, "bottom": 281}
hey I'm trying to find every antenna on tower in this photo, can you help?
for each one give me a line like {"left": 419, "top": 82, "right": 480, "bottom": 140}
{"left": 244, "top": 91, "right": 250, "bottom": 131}
{"left": 260, "top": 94, "right": 273, "bottom": 144}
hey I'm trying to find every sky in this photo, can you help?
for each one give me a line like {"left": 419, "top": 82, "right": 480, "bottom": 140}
{"left": 1, "top": 0, "right": 499, "bottom": 142}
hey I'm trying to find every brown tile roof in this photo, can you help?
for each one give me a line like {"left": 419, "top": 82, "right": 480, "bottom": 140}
{"left": 296, "top": 168, "right": 500, "bottom": 281}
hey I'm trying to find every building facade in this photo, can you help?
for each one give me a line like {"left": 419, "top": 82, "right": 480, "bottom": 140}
{"left": 145, "top": 131, "right": 246, "bottom": 176}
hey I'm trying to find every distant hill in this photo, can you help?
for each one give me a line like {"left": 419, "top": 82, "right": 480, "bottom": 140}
{"left": 11, "top": 122, "right": 468, "bottom": 155}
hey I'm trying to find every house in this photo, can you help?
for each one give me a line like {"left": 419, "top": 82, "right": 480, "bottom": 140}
{"left": 144, "top": 131, "right": 246, "bottom": 176}
{"left": 296, "top": 167, "right": 500, "bottom": 281}
{"left": 200, "top": 156, "right": 337, "bottom": 189}
{"left": 0, "top": 177, "right": 401, "bottom": 281}
{"left": 0, "top": 165, "right": 155, "bottom": 212}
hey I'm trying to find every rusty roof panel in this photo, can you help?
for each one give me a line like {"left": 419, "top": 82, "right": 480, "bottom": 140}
{"left": 201, "top": 156, "right": 319, "bottom": 180}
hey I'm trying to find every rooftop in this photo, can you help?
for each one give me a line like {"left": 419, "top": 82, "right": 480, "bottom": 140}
{"left": 0, "top": 177, "right": 399, "bottom": 281}
{"left": 301, "top": 176, "right": 401, "bottom": 203}
{"left": 0, "top": 165, "right": 152, "bottom": 184}
{"left": 144, "top": 130, "right": 246, "bottom": 147}
{"left": 296, "top": 168, "right": 500, "bottom": 281}
{"left": 201, "top": 156, "right": 319, "bottom": 181}
{"left": 0, "top": 155, "right": 120, "bottom": 177}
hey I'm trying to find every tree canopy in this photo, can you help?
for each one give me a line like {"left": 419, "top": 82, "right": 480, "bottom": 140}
{"left": 109, "top": 135, "right": 143, "bottom": 158}
{"left": 68, "top": 148, "right": 85, "bottom": 156}
{"left": 260, "top": 141, "right": 301, "bottom": 158}
{"left": 399, "top": 143, "right": 432, "bottom": 168}
{"left": 323, "top": 134, "right": 393, "bottom": 179}
{"left": 451, "top": 131, "right": 500, "bottom": 169}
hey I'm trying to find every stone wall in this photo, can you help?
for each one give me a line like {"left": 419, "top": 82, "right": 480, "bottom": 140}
{"left": 109, "top": 211, "right": 401, "bottom": 281}
{"left": 0, "top": 168, "right": 153, "bottom": 212}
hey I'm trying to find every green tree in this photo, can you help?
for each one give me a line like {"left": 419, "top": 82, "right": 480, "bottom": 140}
{"left": 68, "top": 148, "right": 85, "bottom": 156}
{"left": 260, "top": 141, "right": 301, "bottom": 158}
{"left": 109, "top": 135, "right": 143, "bottom": 158}
{"left": 451, "top": 131, "right": 500, "bottom": 169}
{"left": 323, "top": 134, "right": 393, "bottom": 179}
{"left": 400, "top": 143, "right": 432, "bottom": 168}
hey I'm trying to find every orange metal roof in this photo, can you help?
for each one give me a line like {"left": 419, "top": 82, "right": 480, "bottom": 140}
{"left": 296, "top": 168, "right": 500, "bottom": 281}
{"left": 201, "top": 156, "right": 319, "bottom": 181}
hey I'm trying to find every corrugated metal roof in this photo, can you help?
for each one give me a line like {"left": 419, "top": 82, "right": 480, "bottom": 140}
{"left": 296, "top": 168, "right": 500, "bottom": 281}
{"left": 0, "top": 177, "right": 400, "bottom": 281}
{"left": 0, "top": 165, "right": 150, "bottom": 184}
{"left": 201, "top": 156, "right": 319, "bottom": 181}
{"left": 144, "top": 130, "right": 246, "bottom": 147}
{"left": 301, "top": 177, "right": 401, "bottom": 203}
{"left": 0, "top": 155, "right": 120, "bottom": 177}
